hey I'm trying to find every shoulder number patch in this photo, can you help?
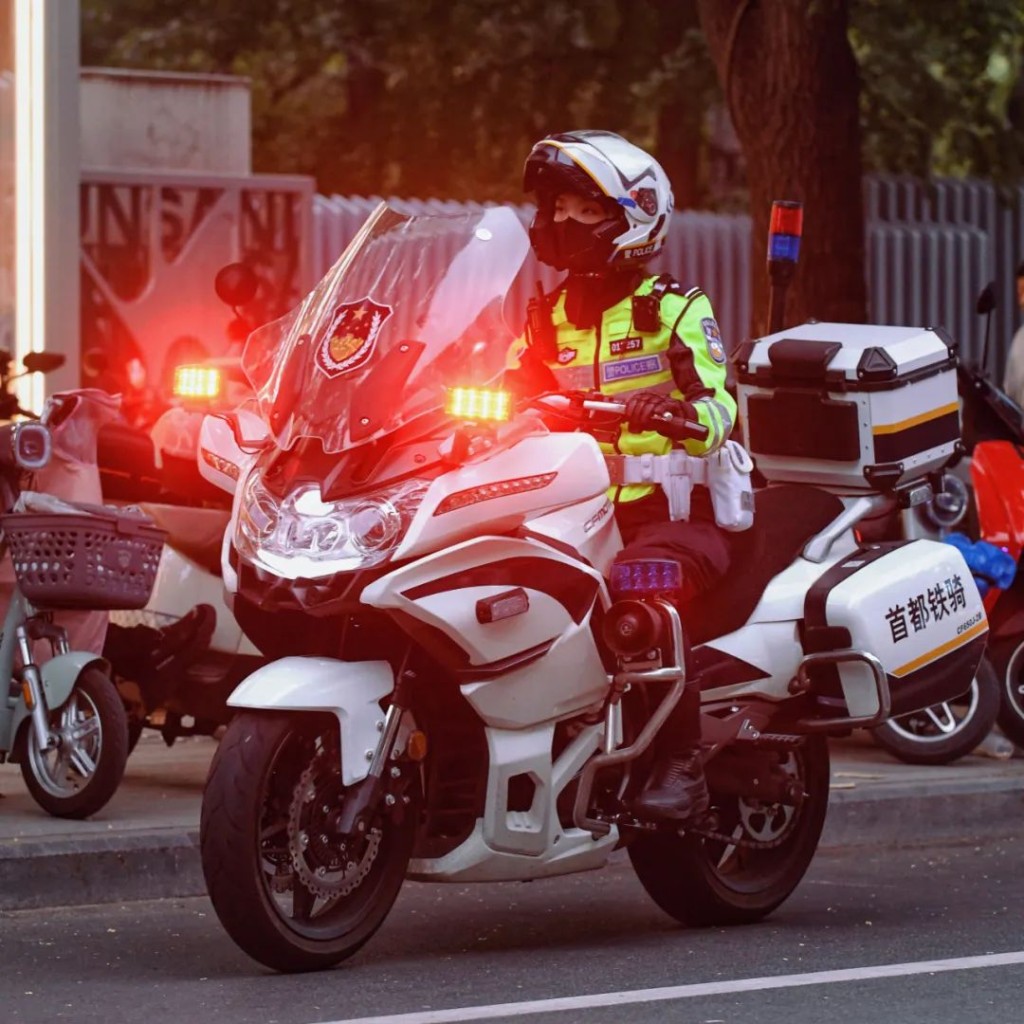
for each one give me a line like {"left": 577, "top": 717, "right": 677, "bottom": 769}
{"left": 609, "top": 336, "right": 644, "bottom": 356}
{"left": 701, "top": 317, "right": 726, "bottom": 364}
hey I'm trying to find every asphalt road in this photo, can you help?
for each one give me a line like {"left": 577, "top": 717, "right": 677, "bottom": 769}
{"left": 1, "top": 837, "right": 1021, "bottom": 1024}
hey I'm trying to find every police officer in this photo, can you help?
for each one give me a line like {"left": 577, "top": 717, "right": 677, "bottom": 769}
{"left": 506, "top": 130, "right": 737, "bottom": 821}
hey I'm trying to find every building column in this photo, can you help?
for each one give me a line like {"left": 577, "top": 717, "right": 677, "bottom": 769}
{"left": 15, "top": 0, "right": 79, "bottom": 411}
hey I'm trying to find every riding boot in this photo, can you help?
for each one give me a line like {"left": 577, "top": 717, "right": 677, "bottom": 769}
{"left": 631, "top": 746, "right": 709, "bottom": 821}
{"left": 632, "top": 684, "right": 709, "bottom": 821}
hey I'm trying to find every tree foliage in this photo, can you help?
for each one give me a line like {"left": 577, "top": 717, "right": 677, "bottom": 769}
{"left": 82, "top": 0, "right": 717, "bottom": 203}
{"left": 82, "top": 0, "right": 1024, "bottom": 329}
{"left": 82, "top": 0, "right": 1024, "bottom": 203}
{"left": 851, "top": 0, "right": 1024, "bottom": 183}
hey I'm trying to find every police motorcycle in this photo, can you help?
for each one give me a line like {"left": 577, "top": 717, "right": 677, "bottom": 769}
{"left": 196, "top": 202, "right": 987, "bottom": 973}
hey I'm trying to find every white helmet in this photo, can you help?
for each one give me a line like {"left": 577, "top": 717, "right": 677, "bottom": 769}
{"left": 523, "top": 130, "right": 674, "bottom": 272}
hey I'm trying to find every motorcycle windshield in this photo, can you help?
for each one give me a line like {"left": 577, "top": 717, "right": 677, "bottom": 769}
{"left": 241, "top": 203, "right": 532, "bottom": 454}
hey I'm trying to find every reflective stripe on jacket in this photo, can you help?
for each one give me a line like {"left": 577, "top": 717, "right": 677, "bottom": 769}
{"left": 508, "top": 276, "right": 736, "bottom": 503}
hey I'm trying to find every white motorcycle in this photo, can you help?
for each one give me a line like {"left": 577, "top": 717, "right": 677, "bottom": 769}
{"left": 197, "top": 203, "right": 988, "bottom": 973}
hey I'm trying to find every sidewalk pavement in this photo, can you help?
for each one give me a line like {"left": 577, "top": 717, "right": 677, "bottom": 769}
{"left": 0, "top": 729, "right": 1021, "bottom": 912}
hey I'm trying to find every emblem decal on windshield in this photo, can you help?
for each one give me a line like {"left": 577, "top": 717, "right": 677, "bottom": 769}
{"left": 315, "top": 298, "right": 393, "bottom": 379}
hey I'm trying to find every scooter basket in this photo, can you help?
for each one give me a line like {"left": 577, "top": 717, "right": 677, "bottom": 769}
{"left": 0, "top": 508, "right": 166, "bottom": 610}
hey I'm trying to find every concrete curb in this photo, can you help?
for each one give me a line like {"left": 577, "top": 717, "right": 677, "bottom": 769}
{"left": 821, "top": 775, "right": 1024, "bottom": 850}
{"left": 0, "top": 828, "right": 204, "bottom": 912}
{"left": 3, "top": 776, "right": 1022, "bottom": 913}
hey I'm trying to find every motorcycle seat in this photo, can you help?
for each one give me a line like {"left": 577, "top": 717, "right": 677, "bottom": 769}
{"left": 686, "top": 484, "right": 846, "bottom": 645}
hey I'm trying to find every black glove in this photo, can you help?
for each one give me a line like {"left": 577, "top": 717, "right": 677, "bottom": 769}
{"left": 623, "top": 392, "right": 694, "bottom": 434}
{"left": 504, "top": 345, "right": 557, "bottom": 398}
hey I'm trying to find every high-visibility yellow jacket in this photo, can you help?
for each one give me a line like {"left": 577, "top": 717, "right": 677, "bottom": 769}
{"left": 507, "top": 276, "right": 736, "bottom": 503}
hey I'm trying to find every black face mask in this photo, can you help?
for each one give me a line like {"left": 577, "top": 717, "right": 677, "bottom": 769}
{"left": 530, "top": 206, "right": 624, "bottom": 274}
{"left": 549, "top": 218, "right": 610, "bottom": 273}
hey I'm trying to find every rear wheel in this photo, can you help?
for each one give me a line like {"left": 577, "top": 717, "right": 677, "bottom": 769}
{"left": 628, "top": 735, "right": 830, "bottom": 926}
{"left": 870, "top": 656, "right": 1000, "bottom": 765}
{"left": 19, "top": 668, "right": 129, "bottom": 819}
{"left": 200, "top": 711, "right": 416, "bottom": 973}
{"left": 992, "top": 638, "right": 1024, "bottom": 749}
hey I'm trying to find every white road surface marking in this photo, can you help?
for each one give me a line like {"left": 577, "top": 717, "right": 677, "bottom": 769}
{"left": 312, "top": 950, "right": 1024, "bottom": 1024}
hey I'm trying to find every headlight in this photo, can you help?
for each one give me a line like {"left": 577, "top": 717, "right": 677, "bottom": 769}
{"left": 235, "top": 473, "right": 428, "bottom": 579}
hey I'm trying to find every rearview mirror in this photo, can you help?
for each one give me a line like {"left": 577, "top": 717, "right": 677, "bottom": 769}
{"left": 23, "top": 351, "right": 66, "bottom": 374}
{"left": 214, "top": 262, "right": 260, "bottom": 309}
{"left": 976, "top": 282, "right": 997, "bottom": 316}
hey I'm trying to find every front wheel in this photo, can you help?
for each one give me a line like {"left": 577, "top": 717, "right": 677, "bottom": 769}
{"left": 870, "top": 656, "right": 1000, "bottom": 765}
{"left": 200, "top": 711, "right": 416, "bottom": 973}
{"left": 628, "top": 735, "right": 830, "bottom": 926}
{"left": 19, "top": 667, "right": 129, "bottom": 819}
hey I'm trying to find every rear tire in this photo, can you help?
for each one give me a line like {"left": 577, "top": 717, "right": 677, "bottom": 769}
{"left": 19, "top": 668, "right": 129, "bottom": 819}
{"left": 870, "top": 656, "right": 1000, "bottom": 765}
{"left": 628, "top": 735, "right": 829, "bottom": 926}
{"left": 200, "top": 711, "right": 416, "bottom": 973}
{"left": 992, "top": 638, "right": 1024, "bottom": 749}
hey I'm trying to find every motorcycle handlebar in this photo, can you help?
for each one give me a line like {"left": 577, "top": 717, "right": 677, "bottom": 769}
{"left": 535, "top": 394, "right": 710, "bottom": 443}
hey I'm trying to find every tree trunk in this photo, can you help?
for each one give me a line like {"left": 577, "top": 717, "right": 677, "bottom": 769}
{"left": 696, "top": 0, "right": 868, "bottom": 336}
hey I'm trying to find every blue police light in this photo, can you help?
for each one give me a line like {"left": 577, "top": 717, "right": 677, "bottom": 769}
{"left": 768, "top": 233, "right": 801, "bottom": 263}
{"left": 610, "top": 559, "right": 683, "bottom": 597}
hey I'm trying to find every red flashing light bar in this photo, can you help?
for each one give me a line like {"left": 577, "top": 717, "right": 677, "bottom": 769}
{"left": 769, "top": 200, "right": 803, "bottom": 238}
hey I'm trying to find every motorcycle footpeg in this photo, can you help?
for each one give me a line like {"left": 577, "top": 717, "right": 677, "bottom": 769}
{"left": 676, "top": 808, "right": 720, "bottom": 837}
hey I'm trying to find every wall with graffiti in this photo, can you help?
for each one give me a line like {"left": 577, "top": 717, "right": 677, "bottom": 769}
{"left": 80, "top": 169, "right": 313, "bottom": 421}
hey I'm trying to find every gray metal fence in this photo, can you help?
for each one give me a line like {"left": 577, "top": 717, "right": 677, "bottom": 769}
{"left": 865, "top": 175, "right": 1024, "bottom": 378}
{"left": 313, "top": 179, "right": 1024, "bottom": 377}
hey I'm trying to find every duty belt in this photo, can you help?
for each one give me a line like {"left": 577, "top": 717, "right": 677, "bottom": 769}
{"left": 604, "top": 451, "right": 709, "bottom": 487}
{"left": 605, "top": 451, "right": 709, "bottom": 521}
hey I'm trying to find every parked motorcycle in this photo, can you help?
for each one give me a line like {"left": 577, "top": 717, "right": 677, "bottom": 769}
{"left": 54, "top": 392, "right": 263, "bottom": 752}
{"left": 74, "top": 261, "right": 269, "bottom": 752}
{"left": 196, "top": 203, "right": 986, "bottom": 972}
{"left": 861, "top": 282, "right": 1024, "bottom": 761}
{"left": 0, "top": 350, "right": 159, "bottom": 818}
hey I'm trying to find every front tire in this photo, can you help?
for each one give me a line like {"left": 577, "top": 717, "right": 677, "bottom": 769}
{"left": 200, "top": 711, "right": 416, "bottom": 973}
{"left": 19, "top": 667, "right": 129, "bottom": 819}
{"left": 870, "top": 656, "right": 1000, "bottom": 765}
{"left": 628, "top": 735, "right": 830, "bottom": 926}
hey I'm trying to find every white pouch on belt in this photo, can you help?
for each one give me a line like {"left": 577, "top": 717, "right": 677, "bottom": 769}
{"left": 706, "top": 440, "right": 755, "bottom": 531}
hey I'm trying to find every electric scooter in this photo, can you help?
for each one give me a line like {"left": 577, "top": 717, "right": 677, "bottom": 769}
{"left": 0, "top": 351, "right": 158, "bottom": 817}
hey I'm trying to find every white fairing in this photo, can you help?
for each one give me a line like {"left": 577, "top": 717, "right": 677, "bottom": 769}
{"left": 407, "top": 718, "right": 618, "bottom": 882}
{"left": 228, "top": 657, "right": 393, "bottom": 785}
{"left": 362, "top": 534, "right": 609, "bottom": 681}
{"left": 524, "top": 495, "right": 621, "bottom": 578}
{"left": 197, "top": 410, "right": 268, "bottom": 496}
{"left": 394, "top": 432, "right": 609, "bottom": 563}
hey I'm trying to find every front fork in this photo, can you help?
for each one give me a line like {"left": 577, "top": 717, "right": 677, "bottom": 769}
{"left": 17, "top": 618, "right": 70, "bottom": 752}
{"left": 332, "top": 667, "right": 425, "bottom": 838}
